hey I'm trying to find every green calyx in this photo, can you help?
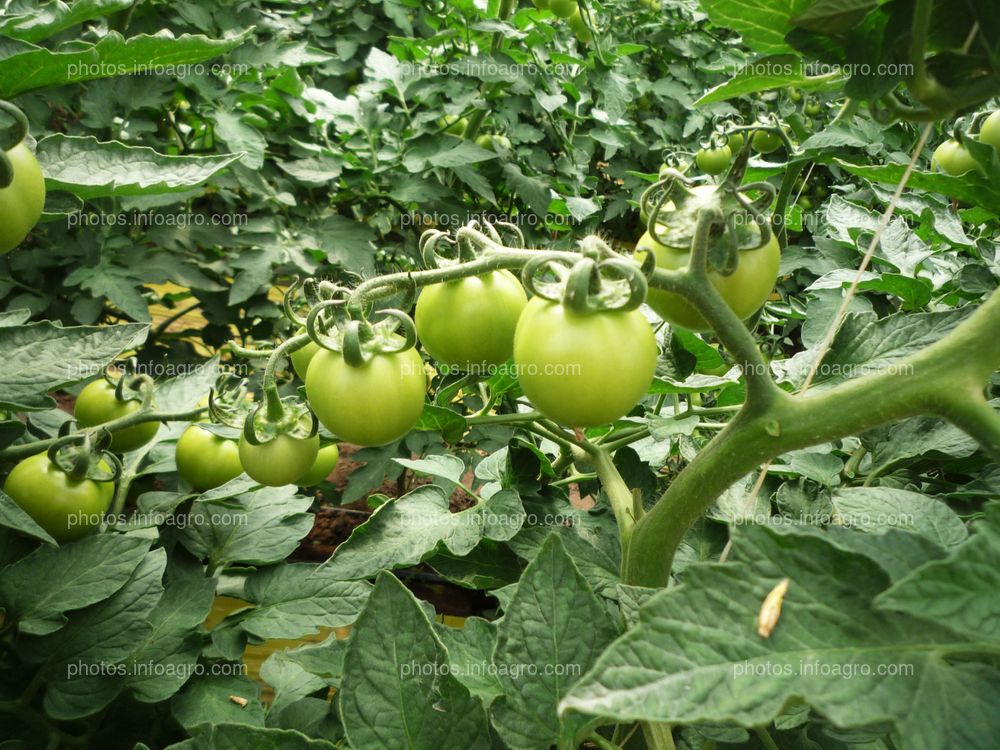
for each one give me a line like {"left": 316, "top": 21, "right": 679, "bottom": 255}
{"left": 241, "top": 397, "right": 318, "bottom": 447}
{"left": 306, "top": 298, "right": 418, "bottom": 368}
{"left": 46, "top": 428, "right": 122, "bottom": 484}
{"left": 521, "top": 249, "right": 649, "bottom": 315}
{"left": 640, "top": 173, "right": 776, "bottom": 277}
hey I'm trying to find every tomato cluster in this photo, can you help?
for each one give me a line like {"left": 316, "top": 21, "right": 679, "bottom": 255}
{"left": 932, "top": 111, "right": 1000, "bottom": 176}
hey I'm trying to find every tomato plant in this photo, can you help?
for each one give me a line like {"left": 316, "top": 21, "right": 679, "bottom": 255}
{"left": 3, "top": 453, "right": 113, "bottom": 542}
{"left": 415, "top": 271, "right": 527, "bottom": 370}
{"left": 74, "top": 379, "right": 159, "bottom": 453}
{"left": 175, "top": 424, "right": 244, "bottom": 491}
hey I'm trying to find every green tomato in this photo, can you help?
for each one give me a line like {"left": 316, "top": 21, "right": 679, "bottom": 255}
{"left": 290, "top": 333, "right": 320, "bottom": 380}
{"left": 567, "top": 8, "right": 593, "bottom": 42}
{"left": 635, "top": 188, "right": 781, "bottom": 332}
{"left": 512, "top": 297, "right": 658, "bottom": 427}
{"left": 726, "top": 132, "right": 745, "bottom": 152}
{"left": 804, "top": 100, "right": 822, "bottom": 117}
{"left": 475, "top": 134, "right": 513, "bottom": 151}
{"left": 239, "top": 429, "right": 319, "bottom": 487}
{"left": 933, "top": 139, "right": 980, "bottom": 176}
{"left": 789, "top": 88, "right": 802, "bottom": 103}
{"left": 751, "top": 129, "right": 784, "bottom": 154}
{"left": 298, "top": 444, "right": 340, "bottom": 486}
{"left": 981, "top": 111, "right": 1000, "bottom": 149}
{"left": 75, "top": 379, "right": 159, "bottom": 453}
{"left": 3, "top": 453, "right": 113, "bottom": 542}
{"left": 695, "top": 145, "right": 733, "bottom": 175}
{"left": 415, "top": 270, "right": 527, "bottom": 370}
{"left": 549, "top": 0, "right": 577, "bottom": 17}
{"left": 441, "top": 115, "right": 468, "bottom": 137}
{"left": 0, "top": 142, "right": 46, "bottom": 254}
{"left": 532, "top": 0, "right": 550, "bottom": 9}
{"left": 175, "top": 424, "right": 244, "bottom": 491}
{"left": 306, "top": 346, "right": 426, "bottom": 446}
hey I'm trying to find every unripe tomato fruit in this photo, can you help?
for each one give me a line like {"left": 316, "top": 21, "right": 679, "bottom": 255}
{"left": 727, "top": 132, "right": 744, "bottom": 152}
{"left": 290, "top": 333, "right": 320, "bottom": 380}
{"left": 306, "top": 347, "right": 426, "bottom": 446}
{"left": 3, "top": 453, "right": 113, "bottom": 542}
{"left": 239, "top": 430, "right": 319, "bottom": 487}
{"left": 440, "top": 115, "right": 468, "bottom": 137}
{"left": 981, "top": 111, "right": 1000, "bottom": 149}
{"left": 932, "top": 140, "right": 980, "bottom": 176}
{"left": 532, "top": 0, "right": 550, "bottom": 9}
{"left": 0, "top": 142, "right": 46, "bottom": 254}
{"left": 475, "top": 134, "right": 512, "bottom": 151}
{"left": 415, "top": 271, "right": 527, "bottom": 371}
{"left": 695, "top": 145, "right": 732, "bottom": 175}
{"left": 751, "top": 129, "right": 783, "bottom": 154}
{"left": 635, "top": 186, "right": 781, "bottom": 331}
{"left": 75, "top": 379, "right": 159, "bottom": 453}
{"left": 298, "top": 444, "right": 340, "bottom": 486}
{"left": 175, "top": 425, "right": 244, "bottom": 491}
{"left": 567, "top": 8, "right": 593, "bottom": 42}
{"left": 513, "top": 298, "right": 658, "bottom": 427}
{"left": 549, "top": 0, "right": 577, "bottom": 17}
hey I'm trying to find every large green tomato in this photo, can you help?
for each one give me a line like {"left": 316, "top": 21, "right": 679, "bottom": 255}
{"left": 981, "top": 111, "right": 1000, "bottom": 149}
{"left": 175, "top": 424, "right": 244, "bottom": 491}
{"left": 239, "top": 429, "right": 319, "bottom": 487}
{"left": 305, "top": 347, "right": 426, "bottom": 446}
{"left": 298, "top": 444, "right": 340, "bottom": 486}
{"left": 75, "top": 379, "right": 159, "bottom": 453}
{"left": 512, "top": 298, "right": 658, "bottom": 427}
{"left": 415, "top": 270, "right": 527, "bottom": 371}
{"left": 3, "top": 453, "right": 113, "bottom": 542}
{"left": 932, "top": 139, "right": 980, "bottom": 176}
{"left": 0, "top": 142, "right": 46, "bottom": 254}
{"left": 636, "top": 225, "right": 781, "bottom": 332}
{"left": 636, "top": 185, "right": 781, "bottom": 331}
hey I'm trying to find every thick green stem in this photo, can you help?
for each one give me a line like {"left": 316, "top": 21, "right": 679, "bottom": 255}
{"left": 592, "top": 448, "right": 638, "bottom": 557}
{"left": 0, "top": 407, "right": 207, "bottom": 462}
{"left": 626, "top": 288, "right": 1000, "bottom": 587}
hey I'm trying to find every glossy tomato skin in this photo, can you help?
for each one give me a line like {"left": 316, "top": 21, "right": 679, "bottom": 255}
{"left": 3, "top": 453, "right": 113, "bottom": 542}
{"left": 290, "top": 332, "right": 320, "bottom": 380}
{"left": 298, "top": 444, "right": 340, "bottom": 486}
{"left": 0, "top": 142, "right": 46, "bottom": 254}
{"left": 75, "top": 379, "right": 159, "bottom": 453}
{"left": 239, "top": 431, "right": 319, "bottom": 487}
{"left": 751, "top": 130, "right": 783, "bottom": 154}
{"left": 549, "top": 0, "right": 577, "bottom": 17}
{"left": 513, "top": 298, "right": 658, "bottom": 427}
{"left": 415, "top": 270, "right": 527, "bottom": 370}
{"left": 981, "top": 111, "right": 1000, "bottom": 149}
{"left": 305, "top": 347, "right": 426, "bottom": 446}
{"left": 175, "top": 425, "right": 244, "bottom": 491}
{"left": 933, "top": 140, "right": 980, "bottom": 176}
{"left": 637, "top": 228, "right": 781, "bottom": 332}
{"left": 695, "top": 145, "right": 732, "bottom": 175}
